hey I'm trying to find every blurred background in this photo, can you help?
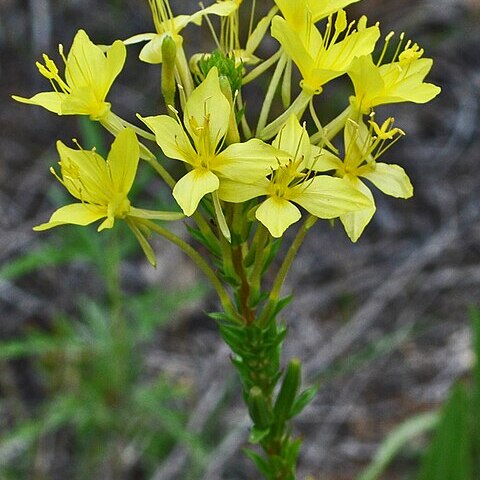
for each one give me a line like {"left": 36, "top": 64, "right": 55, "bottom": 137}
{"left": 1, "top": 0, "right": 479, "bottom": 479}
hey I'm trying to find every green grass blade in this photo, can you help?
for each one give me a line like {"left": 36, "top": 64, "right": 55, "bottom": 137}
{"left": 357, "top": 412, "right": 439, "bottom": 480}
{"left": 417, "top": 383, "right": 472, "bottom": 480}
{"left": 470, "top": 307, "right": 480, "bottom": 475}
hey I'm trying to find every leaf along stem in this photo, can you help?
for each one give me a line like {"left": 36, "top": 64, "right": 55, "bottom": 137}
{"left": 141, "top": 219, "right": 240, "bottom": 322}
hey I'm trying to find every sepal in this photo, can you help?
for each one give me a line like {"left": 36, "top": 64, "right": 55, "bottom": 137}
{"left": 274, "top": 358, "right": 301, "bottom": 421}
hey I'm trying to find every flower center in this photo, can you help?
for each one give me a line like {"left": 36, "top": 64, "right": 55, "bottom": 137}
{"left": 189, "top": 114, "right": 217, "bottom": 169}
{"left": 108, "top": 193, "right": 131, "bottom": 219}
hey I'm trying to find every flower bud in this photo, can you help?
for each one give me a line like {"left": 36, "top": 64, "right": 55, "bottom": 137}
{"left": 248, "top": 386, "right": 274, "bottom": 429}
{"left": 274, "top": 358, "right": 301, "bottom": 420}
{"left": 219, "top": 75, "right": 240, "bottom": 144}
{"left": 161, "top": 35, "right": 177, "bottom": 110}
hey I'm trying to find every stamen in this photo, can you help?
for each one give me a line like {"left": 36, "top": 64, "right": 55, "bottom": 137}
{"left": 376, "top": 31, "right": 395, "bottom": 66}
{"left": 392, "top": 32, "right": 405, "bottom": 63}
{"left": 248, "top": 0, "right": 256, "bottom": 39}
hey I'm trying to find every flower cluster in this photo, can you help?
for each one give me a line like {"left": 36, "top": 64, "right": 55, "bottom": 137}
{"left": 13, "top": 2, "right": 441, "bottom": 476}
{"left": 14, "top": 0, "right": 440, "bottom": 256}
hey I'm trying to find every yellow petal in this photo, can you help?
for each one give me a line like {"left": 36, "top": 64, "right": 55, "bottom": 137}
{"left": 360, "top": 163, "right": 413, "bottom": 198}
{"left": 139, "top": 114, "right": 197, "bottom": 164}
{"left": 98, "top": 216, "right": 115, "bottom": 231}
{"left": 33, "top": 203, "right": 106, "bottom": 231}
{"left": 104, "top": 39, "right": 127, "bottom": 95}
{"left": 272, "top": 114, "right": 311, "bottom": 165}
{"left": 322, "top": 25, "right": 380, "bottom": 73}
{"left": 139, "top": 35, "right": 165, "bottom": 64}
{"left": 107, "top": 128, "right": 139, "bottom": 194}
{"left": 378, "top": 58, "right": 441, "bottom": 105}
{"left": 173, "top": 168, "right": 220, "bottom": 216}
{"left": 12, "top": 92, "right": 66, "bottom": 114}
{"left": 347, "top": 55, "right": 384, "bottom": 112}
{"left": 215, "top": 139, "right": 283, "bottom": 180}
{"left": 271, "top": 16, "right": 314, "bottom": 86}
{"left": 65, "top": 30, "right": 108, "bottom": 100}
{"left": 339, "top": 177, "right": 376, "bottom": 242}
{"left": 187, "top": 2, "right": 239, "bottom": 27}
{"left": 61, "top": 87, "right": 106, "bottom": 116}
{"left": 274, "top": 0, "right": 308, "bottom": 30}
{"left": 291, "top": 176, "right": 371, "bottom": 219}
{"left": 56, "top": 140, "right": 112, "bottom": 203}
{"left": 256, "top": 196, "right": 302, "bottom": 238}
{"left": 183, "top": 68, "right": 230, "bottom": 150}
{"left": 123, "top": 33, "right": 156, "bottom": 45}
{"left": 218, "top": 177, "right": 269, "bottom": 203}
{"left": 310, "top": 0, "right": 361, "bottom": 22}
{"left": 313, "top": 149, "right": 343, "bottom": 172}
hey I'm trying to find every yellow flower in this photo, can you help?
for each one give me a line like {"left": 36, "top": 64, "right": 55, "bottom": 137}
{"left": 274, "top": 0, "right": 361, "bottom": 30}
{"left": 316, "top": 118, "right": 412, "bottom": 241}
{"left": 140, "top": 68, "right": 282, "bottom": 217}
{"left": 271, "top": 10, "right": 380, "bottom": 94}
{"left": 218, "top": 115, "right": 371, "bottom": 237}
{"left": 348, "top": 36, "right": 441, "bottom": 114}
{"left": 13, "top": 29, "right": 125, "bottom": 120}
{"left": 34, "top": 129, "right": 183, "bottom": 265}
{"left": 125, "top": 0, "right": 238, "bottom": 64}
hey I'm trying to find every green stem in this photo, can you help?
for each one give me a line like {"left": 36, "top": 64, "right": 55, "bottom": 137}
{"left": 146, "top": 157, "right": 176, "bottom": 189}
{"left": 237, "top": 90, "right": 253, "bottom": 139}
{"left": 259, "top": 215, "right": 317, "bottom": 325}
{"left": 106, "top": 110, "right": 156, "bottom": 141}
{"left": 243, "top": 48, "right": 282, "bottom": 85}
{"left": 249, "top": 224, "right": 269, "bottom": 297}
{"left": 258, "top": 89, "right": 313, "bottom": 141}
{"left": 256, "top": 51, "right": 288, "bottom": 135}
{"left": 193, "top": 211, "right": 220, "bottom": 253}
{"left": 100, "top": 111, "right": 156, "bottom": 161}
{"left": 143, "top": 160, "right": 219, "bottom": 252}
{"left": 104, "top": 229, "right": 123, "bottom": 320}
{"left": 310, "top": 104, "right": 353, "bottom": 144}
{"left": 142, "top": 219, "right": 240, "bottom": 322}
{"left": 175, "top": 44, "right": 194, "bottom": 97}
{"left": 232, "top": 245, "right": 255, "bottom": 324}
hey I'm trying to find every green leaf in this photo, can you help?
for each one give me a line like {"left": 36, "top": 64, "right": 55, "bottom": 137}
{"left": 0, "top": 330, "right": 80, "bottom": 360}
{"left": 262, "top": 238, "right": 282, "bottom": 273}
{"left": 271, "top": 295, "right": 293, "bottom": 318}
{"left": 243, "top": 448, "right": 271, "bottom": 477}
{"left": 417, "top": 384, "right": 472, "bottom": 480}
{"left": 289, "top": 385, "right": 319, "bottom": 419}
{"left": 249, "top": 426, "right": 270, "bottom": 444}
{"left": 274, "top": 358, "right": 301, "bottom": 421}
{"left": 218, "top": 323, "right": 247, "bottom": 352}
{"left": 285, "top": 438, "right": 303, "bottom": 466}
{"left": 0, "top": 245, "right": 78, "bottom": 281}
{"left": 208, "top": 312, "right": 232, "bottom": 323}
{"left": 356, "top": 412, "right": 438, "bottom": 480}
